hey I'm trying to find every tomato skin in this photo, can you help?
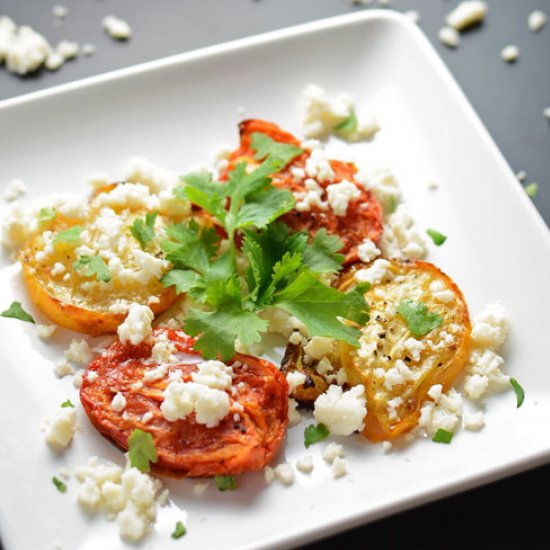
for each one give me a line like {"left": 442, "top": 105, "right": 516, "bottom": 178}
{"left": 224, "top": 119, "right": 383, "bottom": 265}
{"left": 80, "top": 329, "right": 288, "bottom": 477}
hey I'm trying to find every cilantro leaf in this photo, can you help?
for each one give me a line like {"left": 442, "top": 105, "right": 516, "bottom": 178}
{"left": 52, "top": 477, "right": 67, "bottom": 493}
{"left": 243, "top": 223, "right": 308, "bottom": 270}
{"left": 226, "top": 159, "right": 286, "bottom": 215}
{"left": 176, "top": 172, "right": 227, "bottom": 223}
{"left": 73, "top": 255, "right": 111, "bottom": 283}
{"left": 234, "top": 185, "right": 295, "bottom": 230}
{"left": 185, "top": 298, "right": 268, "bottom": 361}
{"left": 432, "top": 428, "right": 453, "bottom": 444}
{"left": 426, "top": 228, "right": 447, "bottom": 246}
{"left": 510, "top": 378, "right": 525, "bottom": 408}
{"left": 1, "top": 301, "right": 35, "bottom": 323}
{"left": 271, "top": 252, "right": 304, "bottom": 292}
{"left": 162, "top": 220, "right": 220, "bottom": 276}
{"left": 302, "top": 229, "right": 345, "bottom": 274}
{"left": 171, "top": 521, "right": 187, "bottom": 539}
{"left": 161, "top": 269, "right": 201, "bottom": 295}
{"left": 38, "top": 207, "right": 56, "bottom": 225}
{"left": 304, "top": 423, "right": 330, "bottom": 448}
{"left": 335, "top": 110, "right": 358, "bottom": 135}
{"left": 273, "top": 270, "right": 368, "bottom": 347}
{"left": 130, "top": 211, "right": 158, "bottom": 249}
{"left": 128, "top": 429, "right": 158, "bottom": 473}
{"left": 396, "top": 300, "right": 443, "bottom": 338}
{"left": 242, "top": 225, "right": 306, "bottom": 307}
{"left": 250, "top": 132, "right": 304, "bottom": 166}
{"left": 54, "top": 225, "right": 83, "bottom": 244}
{"left": 214, "top": 475, "right": 237, "bottom": 491}
{"left": 60, "top": 399, "right": 75, "bottom": 408}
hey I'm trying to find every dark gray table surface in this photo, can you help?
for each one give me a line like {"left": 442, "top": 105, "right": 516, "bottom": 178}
{"left": 1, "top": 1, "right": 549, "bottom": 549}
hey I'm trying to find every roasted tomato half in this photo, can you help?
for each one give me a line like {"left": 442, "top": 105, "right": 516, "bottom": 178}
{"left": 338, "top": 259, "right": 472, "bottom": 442}
{"left": 80, "top": 328, "right": 289, "bottom": 477}
{"left": 18, "top": 184, "right": 188, "bottom": 335}
{"left": 224, "top": 119, "right": 383, "bottom": 265}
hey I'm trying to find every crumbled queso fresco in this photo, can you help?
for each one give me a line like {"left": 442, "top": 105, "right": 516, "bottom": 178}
{"left": 160, "top": 360, "right": 233, "bottom": 428}
{"left": 75, "top": 456, "right": 168, "bottom": 542}
{"left": 0, "top": 83, "right": 516, "bottom": 543}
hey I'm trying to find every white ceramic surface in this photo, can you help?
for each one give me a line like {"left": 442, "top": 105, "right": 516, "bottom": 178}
{"left": 1, "top": 10, "right": 549, "bottom": 550}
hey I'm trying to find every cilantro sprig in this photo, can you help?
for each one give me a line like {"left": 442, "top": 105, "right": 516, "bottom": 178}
{"left": 162, "top": 133, "right": 369, "bottom": 360}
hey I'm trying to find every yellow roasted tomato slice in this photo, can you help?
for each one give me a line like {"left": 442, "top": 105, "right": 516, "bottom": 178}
{"left": 339, "top": 259, "right": 472, "bottom": 442}
{"left": 18, "top": 184, "right": 185, "bottom": 335}
{"left": 80, "top": 328, "right": 289, "bottom": 477}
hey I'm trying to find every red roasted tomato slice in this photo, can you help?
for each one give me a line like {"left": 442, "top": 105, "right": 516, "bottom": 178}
{"left": 80, "top": 328, "right": 288, "bottom": 477}
{"left": 224, "top": 119, "right": 384, "bottom": 265}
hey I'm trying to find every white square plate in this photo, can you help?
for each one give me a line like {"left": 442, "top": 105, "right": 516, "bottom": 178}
{"left": 1, "top": 10, "right": 550, "bottom": 550}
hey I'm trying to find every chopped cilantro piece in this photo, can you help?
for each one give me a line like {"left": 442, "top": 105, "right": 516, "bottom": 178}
{"left": 432, "top": 428, "right": 453, "bottom": 444}
{"left": 128, "top": 429, "right": 158, "bottom": 473}
{"left": 73, "top": 255, "right": 111, "bottom": 283}
{"left": 388, "top": 194, "right": 397, "bottom": 214}
{"left": 60, "top": 399, "right": 75, "bottom": 408}
{"left": 171, "top": 521, "right": 187, "bottom": 539}
{"left": 396, "top": 300, "right": 443, "bottom": 338}
{"left": 38, "top": 207, "right": 56, "bottom": 224}
{"left": 130, "top": 211, "right": 158, "bottom": 249}
{"left": 52, "top": 476, "right": 67, "bottom": 493}
{"left": 250, "top": 132, "right": 304, "bottom": 166}
{"left": 510, "top": 378, "right": 525, "bottom": 408}
{"left": 304, "top": 423, "right": 330, "bottom": 448}
{"left": 1, "top": 301, "right": 35, "bottom": 323}
{"left": 335, "top": 110, "right": 358, "bottom": 135}
{"left": 426, "top": 228, "right": 447, "bottom": 246}
{"left": 524, "top": 182, "right": 538, "bottom": 198}
{"left": 53, "top": 225, "right": 83, "bottom": 244}
{"left": 214, "top": 475, "right": 237, "bottom": 491}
